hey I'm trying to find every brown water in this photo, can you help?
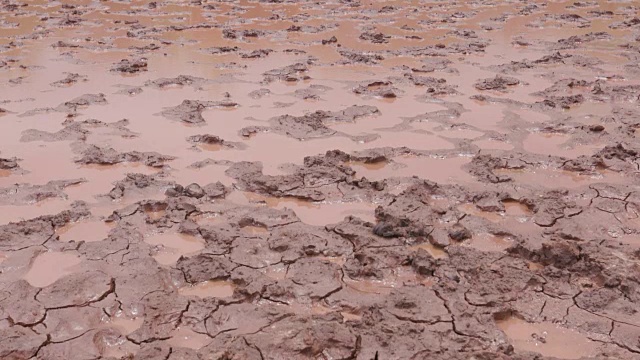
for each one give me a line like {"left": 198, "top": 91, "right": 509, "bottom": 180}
{"left": 57, "top": 219, "right": 113, "bottom": 242}
{"left": 145, "top": 233, "right": 205, "bottom": 265}
{"left": 23, "top": 251, "right": 82, "bottom": 287}
{"left": 464, "top": 233, "right": 514, "bottom": 252}
{"left": 411, "top": 243, "right": 448, "bottom": 259}
{"left": 178, "top": 280, "right": 235, "bottom": 298}
{"left": 497, "top": 316, "right": 601, "bottom": 359}
{"left": 104, "top": 314, "right": 144, "bottom": 336}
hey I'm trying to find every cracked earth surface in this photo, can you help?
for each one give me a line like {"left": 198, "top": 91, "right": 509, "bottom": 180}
{"left": 1, "top": 0, "right": 640, "bottom": 359}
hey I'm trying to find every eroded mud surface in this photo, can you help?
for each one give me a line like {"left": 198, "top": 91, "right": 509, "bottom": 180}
{"left": 1, "top": 1, "right": 640, "bottom": 359}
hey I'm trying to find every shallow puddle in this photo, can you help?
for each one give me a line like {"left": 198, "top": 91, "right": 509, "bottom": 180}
{"left": 241, "top": 225, "right": 269, "bottom": 235}
{"left": 345, "top": 160, "right": 389, "bottom": 171}
{"left": 343, "top": 278, "right": 396, "bottom": 295}
{"left": 145, "top": 233, "right": 205, "bottom": 265}
{"left": 458, "top": 203, "right": 505, "bottom": 223}
{"left": 230, "top": 191, "right": 378, "bottom": 225}
{"left": 143, "top": 203, "right": 168, "bottom": 221}
{"left": 503, "top": 200, "right": 532, "bottom": 217}
{"left": 104, "top": 314, "right": 144, "bottom": 336}
{"left": 523, "top": 133, "right": 601, "bottom": 159}
{"left": 178, "top": 280, "right": 235, "bottom": 298}
{"left": 167, "top": 327, "right": 211, "bottom": 350}
{"left": 23, "top": 251, "right": 82, "bottom": 287}
{"left": 410, "top": 243, "right": 448, "bottom": 259}
{"left": 464, "top": 233, "right": 514, "bottom": 252}
{"left": 473, "top": 139, "right": 514, "bottom": 151}
{"left": 497, "top": 316, "right": 601, "bottom": 359}
{"left": 352, "top": 156, "right": 475, "bottom": 184}
{"left": 57, "top": 219, "right": 113, "bottom": 242}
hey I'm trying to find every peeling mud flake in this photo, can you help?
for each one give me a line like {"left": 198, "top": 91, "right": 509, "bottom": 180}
{"left": 497, "top": 316, "right": 602, "bottom": 359}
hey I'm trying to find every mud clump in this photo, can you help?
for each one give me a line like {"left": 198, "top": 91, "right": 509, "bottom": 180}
{"left": 240, "top": 105, "right": 379, "bottom": 140}
{"left": 106, "top": 173, "right": 173, "bottom": 199}
{"left": 75, "top": 144, "right": 174, "bottom": 168}
{"left": 0, "top": 156, "right": 20, "bottom": 171}
{"left": 186, "top": 134, "right": 246, "bottom": 150}
{"left": 474, "top": 75, "right": 521, "bottom": 91}
{"left": 50, "top": 72, "right": 88, "bottom": 87}
{"left": 144, "top": 75, "right": 210, "bottom": 89}
{"left": 226, "top": 150, "right": 386, "bottom": 202}
{"left": 338, "top": 49, "right": 384, "bottom": 64}
{"left": 160, "top": 99, "right": 238, "bottom": 124}
{"left": 359, "top": 32, "right": 390, "bottom": 44}
{"left": 353, "top": 81, "right": 399, "bottom": 98}
{"left": 111, "top": 58, "right": 148, "bottom": 74}
{"left": 241, "top": 49, "right": 273, "bottom": 59}
{"left": 322, "top": 36, "right": 338, "bottom": 45}
{"left": 262, "top": 62, "right": 309, "bottom": 83}
{"left": 164, "top": 181, "right": 227, "bottom": 199}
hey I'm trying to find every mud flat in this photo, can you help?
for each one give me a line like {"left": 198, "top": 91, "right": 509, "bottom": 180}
{"left": 1, "top": 0, "right": 640, "bottom": 359}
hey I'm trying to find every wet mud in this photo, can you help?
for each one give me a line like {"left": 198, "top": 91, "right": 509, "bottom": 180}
{"left": 1, "top": 0, "right": 640, "bottom": 359}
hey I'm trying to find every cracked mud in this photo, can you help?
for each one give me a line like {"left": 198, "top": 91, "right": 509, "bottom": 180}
{"left": 1, "top": 0, "right": 640, "bottom": 359}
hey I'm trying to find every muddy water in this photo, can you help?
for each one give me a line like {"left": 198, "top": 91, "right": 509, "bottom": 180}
{"left": 23, "top": 251, "right": 82, "bottom": 287}
{"left": 145, "top": 232, "right": 205, "bottom": 265}
{"left": 178, "top": 280, "right": 235, "bottom": 299}
{"left": 411, "top": 243, "right": 448, "bottom": 259}
{"left": 1, "top": 0, "right": 639, "bottom": 359}
{"left": 57, "top": 219, "right": 113, "bottom": 242}
{"left": 464, "top": 233, "right": 514, "bottom": 252}
{"left": 351, "top": 155, "right": 475, "bottom": 184}
{"left": 497, "top": 316, "right": 601, "bottom": 359}
{"left": 104, "top": 315, "right": 144, "bottom": 336}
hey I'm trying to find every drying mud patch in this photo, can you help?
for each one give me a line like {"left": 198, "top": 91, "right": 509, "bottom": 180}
{"left": 1, "top": 0, "right": 640, "bottom": 359}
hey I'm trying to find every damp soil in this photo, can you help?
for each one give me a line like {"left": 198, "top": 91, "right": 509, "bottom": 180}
{"left": 1, "top": 1, "right": 640, "bottom": 359}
